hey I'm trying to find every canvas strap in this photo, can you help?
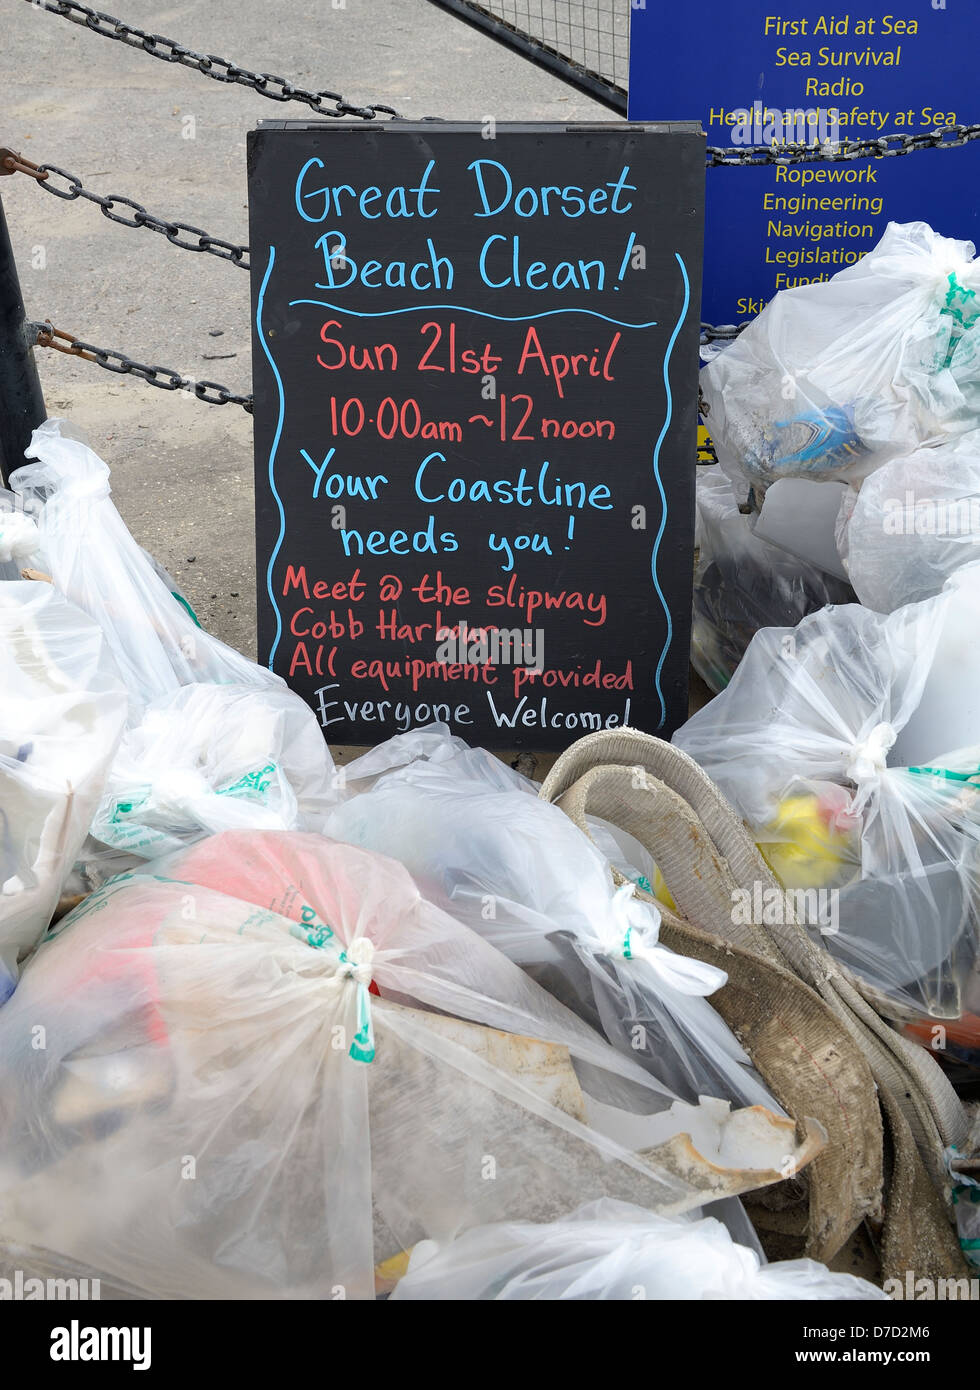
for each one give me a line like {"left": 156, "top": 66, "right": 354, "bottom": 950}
{"left": 541, "top": 728, "right": 972, "bottom": 1280}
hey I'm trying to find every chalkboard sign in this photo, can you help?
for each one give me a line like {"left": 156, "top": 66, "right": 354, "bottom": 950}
{"left": 247, "top": 121, "right": 704, "bottom": 749}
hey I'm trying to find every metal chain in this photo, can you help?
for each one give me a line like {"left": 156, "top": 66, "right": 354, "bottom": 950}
{"left": 1, "top": 150, "right": 249, "bottom": 267}
{"left": 709, "top": 123, "right": 980, "bottom": 166}
{"left": 25, "top": 2, "right": 980, "bottom": 159}
{"left": 27, "top": 320, "right": 725, "bottom": 435}
{"left": 700, "top": 322, "right": 749, "bottom": 345}
{"left": 9, "top": 118, "right": 979, "bottom": 279}
{"left": 25, "top": 0, "right": 401, "bottom": 121}
{"left": 31, "top": 322, "right": 253, "bottom": 411}
{"left": 27, "top": 315, "right": 731, "bottom": 431}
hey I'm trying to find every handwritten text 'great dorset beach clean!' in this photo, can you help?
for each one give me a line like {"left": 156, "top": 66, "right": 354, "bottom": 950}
{"left": 294, "top": 157, "right": 640, "bottom": 292}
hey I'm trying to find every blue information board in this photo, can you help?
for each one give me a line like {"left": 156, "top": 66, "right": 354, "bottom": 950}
{"left": 628, "top": 5, "right": 980, "bottom": 325}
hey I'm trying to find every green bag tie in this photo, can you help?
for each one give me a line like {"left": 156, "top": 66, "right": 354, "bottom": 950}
{"left": 338, "top": 940, "right": 377, "bottom": 1063}
{"left": 907, "top": 764, "right": 980, "bottom": 784}
{"left": 294, "top": 919, "right": 376, "bottom": 1064}
{"left": 171, "top": 590, "right": 203, "bottom": 628}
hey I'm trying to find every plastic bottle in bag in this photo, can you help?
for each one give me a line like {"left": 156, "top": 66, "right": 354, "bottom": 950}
{"left": 701, "top": 222, "right": 980, "bottom": 498}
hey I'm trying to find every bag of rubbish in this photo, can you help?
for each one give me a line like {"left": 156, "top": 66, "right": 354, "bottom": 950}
{"left": 90, "top": 683, "right": 340, "bottom": 857}
{"left": 389, "top": 1197, "right": 888, "bottom": 1300}
{"left": 701, "top": 222, "right": 980, "bottom": 497}
{"left": 674, "top": 567, "right": 980, "bottom": 1021}
{"left": 0, "top": 581, "right": 127, "bottom": 1001}
{"left": 327, "top": 728, "right": 780, "bottom": 1112}
{"left": 10, "top": 420, "right": 337, "bottom": 848}
{"left": 0, "top": 830, "right": 819, "bottom": 1299}
{"left": 693, "top": 467, "right": 854, "bottom": 692}
{"left": 10, "top": 420, "right": 273, "bottom": 712}
{"left": 837, "top": 431, "right": 980, "bottom": 613}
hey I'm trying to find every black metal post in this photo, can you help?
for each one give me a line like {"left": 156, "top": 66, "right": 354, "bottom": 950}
{"left": 0, "top": 189, "right": 46, "bottom": 487}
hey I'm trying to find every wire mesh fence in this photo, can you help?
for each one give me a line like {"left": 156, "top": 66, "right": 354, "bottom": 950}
{"left": 431, "top": 0, "right": 629, "bottom": 111}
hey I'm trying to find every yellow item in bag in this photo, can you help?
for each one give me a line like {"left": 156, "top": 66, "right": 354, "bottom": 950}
{"left": 634, "top": 868, "right": 677, "bottom": 913}
{"left": 757, "top": 794, "right": 851, "bottom": 890}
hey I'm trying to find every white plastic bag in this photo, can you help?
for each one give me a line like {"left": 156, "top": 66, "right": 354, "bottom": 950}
{"left": 11, "top": 420, "right": 274, "bottom": 712}
{"left": 11, "top": 420, "right": 338, "bottom": 850}
{"left": 389, "top": 1198, "right": 888, "bottom": 1300}
{"left": 0, "top": 831, "right": 813, "bottom": 1299}
{"left": 328, "top": 728, "right": 779, "bottom": 1111}
{"left": 701, "top": 222, "right": 980, "bottom": 496}
{"left": 838, "top": 431, "right": 980, "bottom": 612}
{"left": 90, "top": 683, "right": 339, "bottom": 857}
{"left": 675, "top": 571, "right": 980, "bottom": 1020}
{"left": 693, "top": 467, "right": 853, "bottom": 692}
{"left": 0, "top": 581, "right": 126, "bottom": 1000}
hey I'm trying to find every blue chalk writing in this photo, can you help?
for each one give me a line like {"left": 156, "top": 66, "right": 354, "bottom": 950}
{"left": 289, "top": 299, "right": 657, "bottom": 329}
{"left": 467, "top": 160, "right": 636, "bottom": 217}
{"left": 651, "top": 252, "right": 691, "bottom": 728}
{"left": 295, "top": 158, "right": 440, "bottom": 223}
{"left": 257, "top": 245, "right": 287, "bottom": 670}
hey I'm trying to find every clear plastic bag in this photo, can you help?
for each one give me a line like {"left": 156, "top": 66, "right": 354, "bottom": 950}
{"left": 838, "top": 431, "right": 980, "bottom": 613}
{"left": 90, "top": 683, "right": 339, "bottom": 857}
{"left": 0, "top": 830, "right": 812, "bottom": 1298}
{"left": 389, "top": 1198, "right": 888, "bottom": 1300}
{"left": 327, "top": 727, "right": 779, "bottom": 1111}
{"left": 10, "top": 420, "right": 275, "bottom": 713}
{"left": 10, "top": 420, "right": 337, "bottom": 851}
{"left": 674, "top": 570, "right": 980, "bottom": 1020}
{"left": 0, "top": 581, "right": 126, "bottom": 1000}
{"left": 693, "top": 466, "right": 854, "bottom": 692}
{"left": 701, "top": 222, "right": 980, "bottom": 497}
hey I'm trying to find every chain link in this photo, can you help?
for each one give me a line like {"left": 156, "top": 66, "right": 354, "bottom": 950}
{"left": 26, "top": 0, "right": 402, "bottom": 121}
{"left": 22, "top": 1, "right": 980, "bottom": 161}
{"left": 29, "top": 318, "right": 722, "bottom": 432}
{"left": 708, "top": 123, "right": 980, "bottom": 166}
{"left": 31, "top": 322, "right": 253, "bottom": 410}
{"left": 700, "top": 321, "right": 749, "bottom": 345}
{"left": 33, "top": 163, "right": 250, "bottom": 267}
{"left": 18, "top": 3, "right": 980, "bottom": 421}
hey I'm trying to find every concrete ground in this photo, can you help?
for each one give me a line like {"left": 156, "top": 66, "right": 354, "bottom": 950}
{"left": 2, "top": 0, "right": 609, "bottom": 655}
